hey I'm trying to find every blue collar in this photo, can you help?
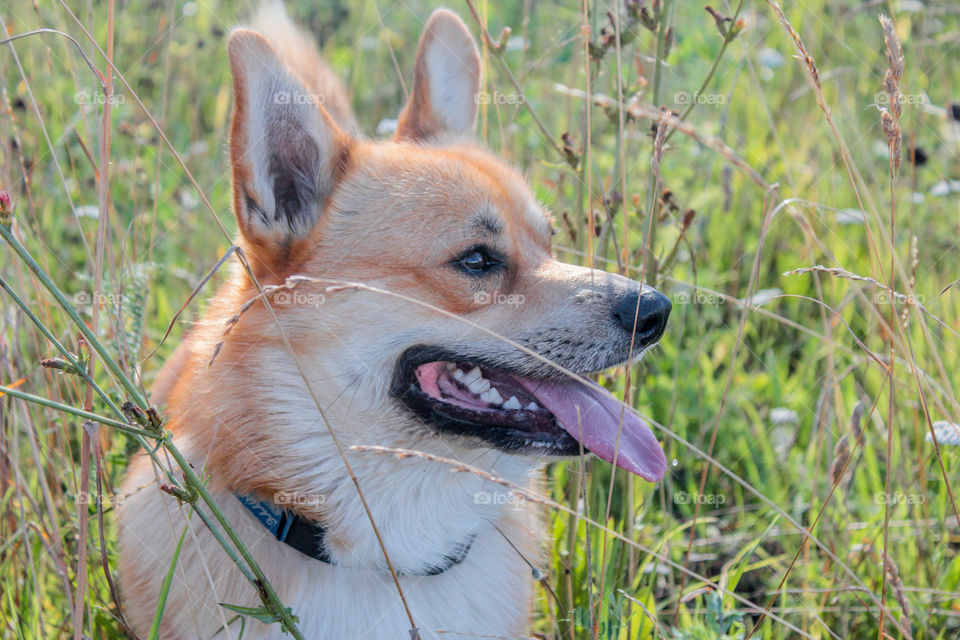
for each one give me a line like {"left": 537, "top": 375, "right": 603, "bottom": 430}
{"left": 235, "top": 494, "right": 474, "bottom": 576}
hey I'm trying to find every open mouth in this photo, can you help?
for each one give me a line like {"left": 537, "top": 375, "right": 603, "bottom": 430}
{"left": 391, "top": 347, "right": 667, "bottom": 481}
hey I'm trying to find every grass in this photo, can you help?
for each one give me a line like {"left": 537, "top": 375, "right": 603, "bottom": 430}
{"left": 1, "top": 0, "right": 959, "bottom": 638}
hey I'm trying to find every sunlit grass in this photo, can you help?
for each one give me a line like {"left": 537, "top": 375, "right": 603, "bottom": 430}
{"left": 1, "top": 0, "right": 958, "bottom": 638}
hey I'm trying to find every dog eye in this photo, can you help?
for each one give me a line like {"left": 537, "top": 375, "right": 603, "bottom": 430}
{"left": 456, "top": 247, "right": 498, "bottom": 274}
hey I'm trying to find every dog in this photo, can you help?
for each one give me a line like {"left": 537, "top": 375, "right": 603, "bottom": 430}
{"left": 118, "top": 5, "right": 670, "bottom": 638}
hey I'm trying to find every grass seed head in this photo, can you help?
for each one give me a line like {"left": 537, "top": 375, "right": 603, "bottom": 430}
{"left": 878, "top": 15, "right": 904, "bottom": 173}
{"left": 879, "top": 15, "right": 904, "bottom": 80}
{"left": 885, "top": 556, "right": 913, "bottom": 639}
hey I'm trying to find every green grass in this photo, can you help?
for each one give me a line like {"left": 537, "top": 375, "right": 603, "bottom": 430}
{"left": 1, "top": 0, "right": 959, "bottom": 638}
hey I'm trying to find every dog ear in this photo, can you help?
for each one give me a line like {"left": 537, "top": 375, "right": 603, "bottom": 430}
{"left": 394, "top": 9, "right": 481, "bottom": 143}
{"left": 227, "top": 29, "right": 350, "bottom": 244}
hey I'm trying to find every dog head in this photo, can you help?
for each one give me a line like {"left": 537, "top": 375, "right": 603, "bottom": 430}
{"left": 222, "top": 9, "right": 669, "bottom": 481}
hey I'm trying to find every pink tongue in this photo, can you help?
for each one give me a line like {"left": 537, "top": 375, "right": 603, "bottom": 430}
{"left": 518, "top": 378, "right": 667, "bottom": 481}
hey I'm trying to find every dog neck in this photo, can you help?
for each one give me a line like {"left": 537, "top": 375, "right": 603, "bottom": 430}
{"left": 235, "top": 492, "right": 477, "bottom": 575}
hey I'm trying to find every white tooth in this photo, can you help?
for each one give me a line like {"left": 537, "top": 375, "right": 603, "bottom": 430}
{"left": 453, "top": 368, "right": 466, "bottom": 381}
{"left": 462, "top": 366, "right": 482, "bottom": 385}
{"left": 481, "top": 388, "right": 504, "bottom": 405}
{"left": 503, "top": 396, "right": 522, "bottom": 410}
{"left": 525, "top": 402, "right": 540, "bottom": 411}
{"left": 468, "top": 377, "right": 491, "bottom": 394}
{"left": 445, "top": 362, "right": 456, "bottom": 372}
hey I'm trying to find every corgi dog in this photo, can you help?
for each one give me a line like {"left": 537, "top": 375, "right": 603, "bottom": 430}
{"left": 118, "top": 5, "right": 670, "bottom": 639}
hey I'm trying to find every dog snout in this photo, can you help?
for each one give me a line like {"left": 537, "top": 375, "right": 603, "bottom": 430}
{"left": 612, "top": 289, "right": 671, "bottom": 347}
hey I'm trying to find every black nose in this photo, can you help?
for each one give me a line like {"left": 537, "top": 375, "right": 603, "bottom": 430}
{"left": 612, "top": 289, "right": 671, "bottom": 347}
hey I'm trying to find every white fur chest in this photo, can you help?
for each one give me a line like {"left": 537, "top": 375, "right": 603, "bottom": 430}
{"left": 119, "top": 451, "right": 539, "bottom": 640}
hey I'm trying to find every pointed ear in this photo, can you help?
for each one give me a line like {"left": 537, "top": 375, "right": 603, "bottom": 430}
{"left": 395, "top": 9, "right": 481, "bottom": 143}
{"left": 227, "top": 29, "right": 349, "bottom": 244}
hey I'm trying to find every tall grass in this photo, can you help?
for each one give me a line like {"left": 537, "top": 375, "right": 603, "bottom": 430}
{"left": 1, "top": 0, "right": 958, "bottom": 638}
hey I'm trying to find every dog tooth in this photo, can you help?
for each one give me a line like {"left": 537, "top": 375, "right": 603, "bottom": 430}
{"left": 503, "top": 396, "right": 522, "bottom": 410}
{"left": 445, "top": 362, "right": 457, "bottom": 372}
{"left": 468, "top": 377, "right": 491, "bottom": 394}
{"left": 481, "top": 388, "right": 504, "bottom": 405}
{"left": 453, "top": 368, "right": 466, "bottom": 381}
{"left": 525, "top": 401, "right": 540, "bottom": 411}
{"left": 462, "top": 366, "right": 482, "bottom": 385}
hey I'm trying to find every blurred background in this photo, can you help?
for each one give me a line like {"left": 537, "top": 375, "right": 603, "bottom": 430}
{"left": 0, "top": 0, "right": 958, "bottom": 637}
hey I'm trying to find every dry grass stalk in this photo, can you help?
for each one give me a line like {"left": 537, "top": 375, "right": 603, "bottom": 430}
{"left": 783, "top": 265, "right": 919, "bottom": 307}
{"left": 884, "top": 556, "right": 913, "bottom": 640}
{"left": 830, "top": 402, "right": 865, "bottom": 486}
{"left": 879, "top": 15, "right": 903, "bottom": 174}
{"left": 766, "top": 1, "right": 825, "bottom": 114}
{"left": 650, "top": 109, "right": 669, "bottom": 180}
{"left": 829, "top": 432, "right": 850, "bottom": 487}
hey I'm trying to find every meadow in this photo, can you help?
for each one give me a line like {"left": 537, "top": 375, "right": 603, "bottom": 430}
{"left": 0, "top": 0, "right": 958, "bottom": 638}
